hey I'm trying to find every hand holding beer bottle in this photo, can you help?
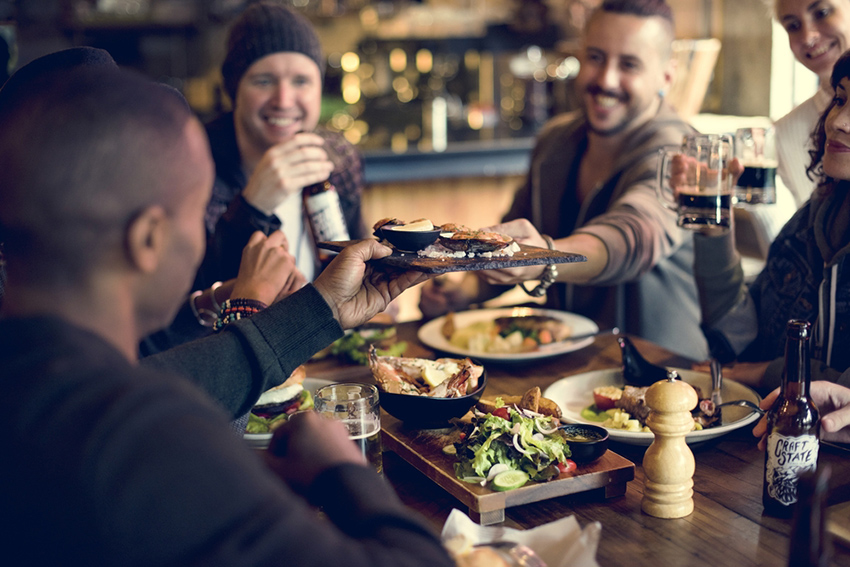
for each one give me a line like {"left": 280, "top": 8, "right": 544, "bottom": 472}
{"left": 761, "top": 319, "right": 820, "bottom": 518}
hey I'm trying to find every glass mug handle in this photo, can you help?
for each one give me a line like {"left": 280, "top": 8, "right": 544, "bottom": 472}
{"left": 656, "top": 146, "right": 681, "bottom": 212}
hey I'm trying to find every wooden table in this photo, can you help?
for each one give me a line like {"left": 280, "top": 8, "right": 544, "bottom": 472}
{"left": 307, "top": 323, "right": 850, "bottom": 567}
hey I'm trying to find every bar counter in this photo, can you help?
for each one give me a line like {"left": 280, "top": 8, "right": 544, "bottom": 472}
{"left": 306, "top": 324, "right": 850, "bottom": 567}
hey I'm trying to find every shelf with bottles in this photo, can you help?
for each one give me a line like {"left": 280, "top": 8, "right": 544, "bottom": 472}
{"left": 320, "top": 34, "right": 581, "bottom": 155}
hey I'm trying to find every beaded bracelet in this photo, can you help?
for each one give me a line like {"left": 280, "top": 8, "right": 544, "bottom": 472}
{"left": 520, "top": 234, "right": 559, "bottom": 298}
{"left": 189, "top": 290, "right": 219, "bottom": 328}
{"left": 213, "top": 298, "right": 269, "bottom": 331}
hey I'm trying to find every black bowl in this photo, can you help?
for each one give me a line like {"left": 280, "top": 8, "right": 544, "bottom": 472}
{"left": 379, "top": 225, "right": 441, "bottom": 252}
{"left": 559, "top": 423, "right": 609, "bottom": 463}
{"left": 378, "top": 371, "right": 487, "bottom": 429}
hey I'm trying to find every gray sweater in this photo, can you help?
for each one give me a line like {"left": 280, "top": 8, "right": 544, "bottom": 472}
{"left": 503, "top": 106, "right": 707, "bottom": 359}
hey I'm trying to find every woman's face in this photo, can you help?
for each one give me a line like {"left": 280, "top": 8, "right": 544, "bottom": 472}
{"left": 823, "top": 77, "right": 850, "bottom": 179}
{"left": 777, "top": 0, "right": 850, "bottom": 81}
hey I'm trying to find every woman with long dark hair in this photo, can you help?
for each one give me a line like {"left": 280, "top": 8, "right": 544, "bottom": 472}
{"left": 695, "top": 49, "right": 850, "bottom": 393}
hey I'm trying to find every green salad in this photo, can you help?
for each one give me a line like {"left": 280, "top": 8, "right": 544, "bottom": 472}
{"left": 453, "top": 400, "right": 571, "bottom": 484}
{"left": 316, "top": 326, "right": 407, "bottom": 365}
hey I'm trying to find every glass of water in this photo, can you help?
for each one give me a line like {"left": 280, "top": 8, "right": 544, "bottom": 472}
{"left": 314, "top": 383, "right": 383, "bottom": 474}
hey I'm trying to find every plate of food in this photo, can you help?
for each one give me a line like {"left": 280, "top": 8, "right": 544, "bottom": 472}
{"left": 243, "top": 372, "right": 333, "bottom": 449}
{"left": 544, "top": 368, "right": 762, "bottom": 446}
{"left": 418, "top": 307, "right": 599, "bottom": 363}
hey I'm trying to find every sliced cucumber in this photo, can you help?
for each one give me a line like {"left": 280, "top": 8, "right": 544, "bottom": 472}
{"left": 442, "top": 444, "right": 457, "bottom": 456}
{"left": 491, "top": 470, "right": 529, "bottom": 491}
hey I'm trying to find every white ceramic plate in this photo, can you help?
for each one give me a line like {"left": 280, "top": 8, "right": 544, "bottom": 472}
{"left": 243, "top": 377, "right": 333, "bottom": 449}
{"left": 544, "top": 368, "right": 762, "bottom": 446}
{"left": 418, "top": 307, "right": 599, "bottom": 363}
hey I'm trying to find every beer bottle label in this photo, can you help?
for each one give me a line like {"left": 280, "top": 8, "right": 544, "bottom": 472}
{"left": 765, "top": 432, "right": 819, "bottom": 506}
{"left": 305, "top": 190, "right": 349, "bottom": 242}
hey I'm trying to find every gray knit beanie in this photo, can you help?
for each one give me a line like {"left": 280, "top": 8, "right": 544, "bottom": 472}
{"left": 221, "top": 2, "right": 324, "bottom": 102}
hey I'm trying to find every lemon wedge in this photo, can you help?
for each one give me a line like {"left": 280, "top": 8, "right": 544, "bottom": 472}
{"left": 421, "top": 361, "right": 460, "bottom": 388}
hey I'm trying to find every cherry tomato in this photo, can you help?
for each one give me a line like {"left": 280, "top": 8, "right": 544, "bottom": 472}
{"left": 592, "top": 386, "right": 621, "bottom": 411}
{"left": 458, "top": 432, "right": 466, "bottom": 441}
{"left": 492, "top": 407, "right": 510, "bottom": 420}
{"left": 557, "top": 459, "right": 577, "bottom": 474}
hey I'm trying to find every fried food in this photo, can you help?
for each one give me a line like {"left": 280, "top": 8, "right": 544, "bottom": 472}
{"left": 520, "top": 386, "right": 541, "bottom": 413}
{"left": 476, "top": 387, "right": 562, "bottom": 418}
{"left": 437, "top": 227, "right": 514, "bottom": 253}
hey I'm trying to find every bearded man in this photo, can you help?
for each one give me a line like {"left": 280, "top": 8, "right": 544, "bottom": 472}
{"left": 420, "top": 0, "right": 707, "bottom": 359}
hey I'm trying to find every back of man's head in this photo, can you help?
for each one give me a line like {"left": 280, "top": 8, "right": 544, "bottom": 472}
{"left": 0, "top": 68, "right": 195, "bottom": 288}
{"left": 0, "top": 46, "right": 117, "bottom": 105}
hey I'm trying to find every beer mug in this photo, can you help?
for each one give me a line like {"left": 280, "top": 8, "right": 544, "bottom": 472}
{"left": 734, "top": 126, "right": 777, "bottom": 205}
{"left": 314, "top": 383, "right": 383, "bottom": 474}
{"left": 656, "top": 133, "right": 734, "bottom": 230}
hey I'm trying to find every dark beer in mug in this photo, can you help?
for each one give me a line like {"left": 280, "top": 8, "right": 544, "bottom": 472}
{"left": 735, "top": 159, "right": 778, "bottom": 205}
{"left": 676, "top": 190, "right": 733, "bottom": 229}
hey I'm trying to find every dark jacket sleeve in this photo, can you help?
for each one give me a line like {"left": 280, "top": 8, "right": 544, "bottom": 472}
{"left": 140, "top": 285, "right": 343, "bottom": 418}
{"left": 195, "top": 193, "right": 283, "bottom": 290}
{"left": 138, "top": 300, "right": 215, "bottom": 358}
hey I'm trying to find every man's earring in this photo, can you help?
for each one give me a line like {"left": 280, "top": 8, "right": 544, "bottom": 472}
{"left": 658, "top": 89, "right": 666, "bottom": 98}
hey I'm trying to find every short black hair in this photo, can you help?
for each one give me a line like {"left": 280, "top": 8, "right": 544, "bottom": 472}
{"left": 0, "top": 68, "right": 194, "bottom": 286}
{"left": 597, "top": 0, "right": 674, "bottom": 25}
{"left": 586, "top": 0, "right": 676, "bottom": 59}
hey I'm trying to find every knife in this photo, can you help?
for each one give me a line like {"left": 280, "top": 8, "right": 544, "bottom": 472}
{"left": 539, "top": 327, "right": 620, "bottom": 348}
{"left": 710, "top": 358, "right": 723, "bottom": 406}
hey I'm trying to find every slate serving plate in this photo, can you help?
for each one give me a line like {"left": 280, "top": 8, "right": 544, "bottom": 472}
{"left": 318, "top": 240, "right": 587, "bottom": 275}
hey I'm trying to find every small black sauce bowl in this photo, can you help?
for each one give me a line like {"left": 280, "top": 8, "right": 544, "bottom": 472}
{"left": 379, "top": 225, "right": 441, "bottom": 252}
{"left": 559, "top": 423, "right": 609, "bottom": 463}
{"left": 378, "top": 371, "right": 487, "bottom": 429}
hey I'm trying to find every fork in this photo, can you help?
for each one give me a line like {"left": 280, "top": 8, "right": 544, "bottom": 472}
{"left": 715, "top": 399, "right": 765, "bottom": 415}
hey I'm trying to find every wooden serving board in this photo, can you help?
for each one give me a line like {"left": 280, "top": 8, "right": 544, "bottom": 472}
{"left": 381, "top": 415, "right": 635, "bottom": 525}
{"left": 318, "top": 240, "right": 586, "bottom": 274}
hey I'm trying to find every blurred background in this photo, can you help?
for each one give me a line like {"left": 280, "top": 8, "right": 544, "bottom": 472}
{"left": 0, "top": 0, "right": 810, "bottom": 319}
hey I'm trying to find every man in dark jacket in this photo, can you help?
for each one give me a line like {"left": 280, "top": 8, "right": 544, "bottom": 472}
{"left": 198, "top": 1, "right": 366, "bottom": 290}
{"left": 0, "top": 65, "right": 448, "bottom": 567}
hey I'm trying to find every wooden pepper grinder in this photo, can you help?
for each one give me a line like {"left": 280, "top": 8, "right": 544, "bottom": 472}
{"left": 641, "top": 370, "right": 698, "bottom": 518}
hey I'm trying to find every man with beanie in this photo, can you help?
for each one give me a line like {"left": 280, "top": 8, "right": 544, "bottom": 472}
{"left": 197, "top": 1, "right": 366, "bottom": 293}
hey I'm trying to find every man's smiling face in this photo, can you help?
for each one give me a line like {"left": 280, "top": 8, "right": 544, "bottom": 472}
{"left": 234, "top": 51, "right": 322, "bottom": 155}
{"left": 576, "top": 11, "right": 673, "bottom": 138}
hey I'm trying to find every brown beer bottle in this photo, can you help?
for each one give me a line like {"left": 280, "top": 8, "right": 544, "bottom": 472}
{"left": 304, "top": 180, "right": 349, "bottom": 264}
{"left": 763, "top": 319, "right": 820, "bottom": 518}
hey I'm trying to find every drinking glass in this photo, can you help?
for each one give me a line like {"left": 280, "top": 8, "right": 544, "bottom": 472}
{"left": 314, "top": 383, "right": 383, "bottom": 474}
{"left": 734, "top": 126, "right": 777, "bottom": 205}
{"left": 656, "top": 133, "right": 734, "bottom": 231}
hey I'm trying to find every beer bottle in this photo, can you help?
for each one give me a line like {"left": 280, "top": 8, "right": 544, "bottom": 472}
{"left": 304, "top": 180, "right": 349, "bottom": 264}
{"left": 763, "top": 319, "right": 820, "bottom": 517}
